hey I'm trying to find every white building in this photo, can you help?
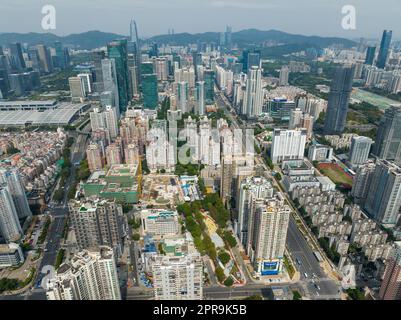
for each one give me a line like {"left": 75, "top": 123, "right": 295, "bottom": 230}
{"left": 271, "top": 128, "right": 307, "bottom": 164}
{"left": 349, "top": 136, "right": 373, "bottom": 165}
{"left": 242, "top": 66, "right": 263, "bottom": 118}
{"left": 46, "top": 246, "right": 121, "bottom": 300}
{"left": 0, "top": 186, "right": 23, "bottom": 243}
{"left": 279, "top": 66, "right": 289, "bottom": 86}
{"left": 151, "top": 253, "right": 203, "bottom": 300}
{"left": 141, "top": 209, "right": 180, "bottom": 237}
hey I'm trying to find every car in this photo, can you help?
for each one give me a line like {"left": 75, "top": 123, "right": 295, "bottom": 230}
{"left": 304, "top": 272, "right": 308, "bottom": 278}
{"left": 296, "top": 258, "right": 301, "bottom": 265}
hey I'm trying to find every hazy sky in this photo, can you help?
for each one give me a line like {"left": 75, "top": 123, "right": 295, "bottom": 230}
{"left": 0, "top": 0, "right": 400, "bottom": 39}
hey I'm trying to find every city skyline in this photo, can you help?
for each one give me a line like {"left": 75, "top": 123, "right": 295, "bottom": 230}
{"left": 0, "top": 0, "right": 400, "bottom": 39}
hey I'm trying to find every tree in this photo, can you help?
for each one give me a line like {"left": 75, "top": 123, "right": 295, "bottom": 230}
{"left": 224, "top": 276, "right": 234, "bottom": 287}
{"left": 215, "top": 267, "right": 225, "bottom": 283}
{"left": 223, "top": 231, "right": 237, "bottom": 248}
{"left": 132, "top": 233, "right": 140, "bottom": 241}
{"left": 292, "top": 290, "right": 302, "bottom": 300}
{"left": 218, "top": 251, "right": 231, "bottom": 265}
{"left": 275, "top": 172, "right": 282, "bottom": 181}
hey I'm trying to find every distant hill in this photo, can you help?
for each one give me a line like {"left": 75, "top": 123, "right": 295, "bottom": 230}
{"left": 149, "top": 29, "right": 356, "bottom": 48}
{"left": 0, "top": 31, "right": 126, "bottom": 50}
{"left": 0, "top": 29, "right": 355, "bottom": 51}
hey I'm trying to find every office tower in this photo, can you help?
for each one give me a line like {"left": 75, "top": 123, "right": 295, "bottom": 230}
{"left": 196, "top": 81, "right": 205, "bottom": 115}
{"left": 242, "top": 66, "right": 263, "bottom": 118}
{"left": 351, "top": 162, "right": 376, "bottom": 204}
{"left": 104, "top": 106, "right": 119, "bottom": 139}
{"left": 107, "top": 40, "right": 130, "bottom": 113}
{"left": 323, "top": 65, "right": 355, "bottom": 135}
{"left": 9, "top": 43, "right": 26, "bottom": 71}
{"left": 364, "top": 160, "right": 401, "bottom": 226}
{"left": 142, "top": 74, "right": 158, "bottom": 109}
{"left": 204, "top": 69, "right": 215, "bottom": 104}
{"left": 54, "top": 41, "right": 67, "bottom": 69}
{"left": 192, "top": 52, "right": 202, "bottom": 81}
{"left": 141, "top": 61, "right": 154, "bottom": 75}
{"left": 36, "top": 44, "right": 53, "bottom": 73}
{"left": 86, "top": 143, "right": 105, "bottom": 172}
{"left": 69, "top": 199, "right": 123, "bottom": 253}
{"left": 373, "top": 106, "right": 401, "bottom": 163}
{"left": 149, "top": 43, "right": 158, "bottom": 58}
{"left": 78, "top": 73, "right": 92, "bottom": 95}
{"left": 279, "top": 66, "right": 289, "bottom": 86}
{"left": 128, "top": 55, "right": 139, "bottom": 96}
{"left": 247, "top": 50, "right": 261, "bottom": 70}
{"left": 0, "top": 186, "right": 23, "bottom": 243}
{"left": 93, "top": 51, "right": 106, "bottom": 92}
{"left": 151, "top": 253, "right": 203, "bottom": 300}
{"left": 0, "top": 168, "right": 32, "bottom": 219}
{"left": 247, "top": 192, "right": 291, "bottom": 275}
{"left": 225, "top": 25, "right": 232, "bottom": 48}
{"left": 349, "top": 136, "right": 373, "bottom": 165}
{"left": 106, "top": 144, "right": 122, "bottom": 166}
{"left": 220, "top": 155, "right": 235, "bottom": 204}
{"left": 237, "top": 176, "right": 274, "bottom": 247}
{"left": 365, "top": 46, "right": 376, "bottom": 65}
{"left": 289, "top": 108, "right": 303, "bottom": 129}
{"left": 129, "top": 18, "right": 141, "bottom": 86}
{"left": 379, "top": 241, "right": 401, "bottom": 300}
{"left": 271, "top": 128, "right": 307, "bottom": 164}
{"left": 376, "top": 30, "right": 392, "bottom": 69}
{"left": 101, "top": 58, "right": 119, "bottom": 109}
{"left": 69, "top": 77, "right": 86, "bottom": 102}
{"left": 46, "top": 246, "right": 121, "bottom": 300}
{"left": 177, "top": 81, "right": 189, "bottom": 113}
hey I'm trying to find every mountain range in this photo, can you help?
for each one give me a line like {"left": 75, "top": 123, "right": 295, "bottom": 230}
{"left": 0, "top": 29, "right": 356, "bottom": 51}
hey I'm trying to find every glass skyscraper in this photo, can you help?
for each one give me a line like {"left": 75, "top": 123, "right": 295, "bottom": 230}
{"left": 376, "top": 30, "right": 392, "bottom": 69}
{"left": 204, "top": 69, "right": 215, "bottom": 104}
{"left": 107, "top": 40, "right": 131, "bottom": 113}
{"left": 142, "top": 73, "right": 158, "bottom": 109}
{"left": 323, "top": 65, "right": 355, "bottom": 135}
{"left": 364, "top": 46, "right": 376, "bottom": 65}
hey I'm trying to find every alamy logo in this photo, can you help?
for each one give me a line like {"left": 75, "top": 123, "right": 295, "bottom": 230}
{"left": 341, "top": 5, "right": 356, "bottom": 30}
{"left": 41, "top": 5, "right": 56, "bottom": 30}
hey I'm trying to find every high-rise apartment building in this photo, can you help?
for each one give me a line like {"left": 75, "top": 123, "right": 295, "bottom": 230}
{"left": 364, "top": 160, "right": 401, "bottom": 226}
{"left": 323, "top": 65, "right": 355, "bottom": 135}
{"left": 0, "top": 168, "right": 32, "bottom": 220}
{"left": 373, "top": 106, "right": 401, "bottom": 163}
{"left": 86, "top": 143, "right": 105, "bottom": 172}
{"left": 351, "top": 162, "right": 376, "bottom": 204}
{"left": 0, "top": 186, "right": 23, "bottom": 243}
{"left": 106, "top": 143, "right": 122, "bottom": 166}
{"left": 46, "top": 246, "right": 121, "bottom": 300}
{"left": 237, "top": 176, "right": 274, "bottom": 247}
{"left": 379, "top": 241, "right": 401, "bottom": 300}
{"left": 151, "top": 253, "right": 203, "bottom": 300}
{"left": 242, "top": 66, "right": 263, "bottom": 118}
{"left": 349, "top": 136, "right": 373, "bottom": 165}
{"left": 69, "top": 199, "right": 124, "bottom": 253}
{"left": 279, "top": 66, "right": 289, "bottom": 86}
{"left": 271, "top": 128, "right": 307, "bottom": 164}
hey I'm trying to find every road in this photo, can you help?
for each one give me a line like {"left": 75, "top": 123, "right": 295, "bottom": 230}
{"left": 215, "top": 89, "right": 341, "bottom": 300}
{"left": 26, "top": 127, "right": 89, "bottom": 300}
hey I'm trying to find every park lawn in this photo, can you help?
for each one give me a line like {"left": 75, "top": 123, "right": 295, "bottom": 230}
{"left": 318, "top": 164, "right": 353, "bottom": 187}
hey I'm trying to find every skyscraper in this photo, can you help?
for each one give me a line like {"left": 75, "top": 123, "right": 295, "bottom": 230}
{"left": 364, "top": 160, "right": 401, "bottom": 226}
{"left": 46, "top": 246, "right": 121, "bottom": 300}
{"left": 349, "top": 136, "right": 373, "bottom": 165}
{"left": 351, "top": 162, "right": 376, "bottom": 204}
{"left": 86, "top": 143, "right": 105, "bottom": 172}
{"left": 9, "top": 43, "right": 26, "bottom": 71}
{"left": 151, "top": 253, "right": 203, "bottom": 300}
{"left": 142, "top": 73, "right": 158, "bottom": 109}
{"left": 365, "top": 46, "right": 376, "bottom": 65}
{"left": 101, "top": 58, "right": 120, "bottom": 109}
{"left": 107, "top": 40, "right": 131, "bottom": 113}
{"left": 68, "top": 77, "right": 86, "bottom": 103}
{"left": 54, "top": 41, "right": 67, "bottom": 69}
{"left": 376, "top": 30, "right": 392, "bottom": 69}
{"left": 237, "top": 176, "right": 274, "bottom": 247}
{"left": 247, "top": 192, "right": 291, "bottom": 275}
{"left": 373, "top": 106, "right": 401, "bottom": 163}
{"left": 69, "top": 199, "right": 124, "bottom": 254}
{"left": 379, "top": 241, "right": 401, "bottom": 300}
{"left": 279, "top": 66, "right": 289, "bottom": 86}
{"left": 242, "top": 66, "right": 263, "bottom": 118}
{"left": 0, "top": 186, "right": 23, "bottom": 243}
{"left": 36, "top": 44, "right": 53, "bottom": 74}
{"left": 92, "top": 51, "right": 106, "bottom": 93}
{"left": 203, "top": 69, "right": 215, "bottom": 104}
{"left": 323, "top": 65, "right": 355, "bottom": 135}
{"left": 0, "top": 168, "right": 32, "bottom": 220}
{"left": 177, "top": 81, "right": 189, "bottom": 113}
{"left": 196, "top": 81, "right": 205, "bottom": 115}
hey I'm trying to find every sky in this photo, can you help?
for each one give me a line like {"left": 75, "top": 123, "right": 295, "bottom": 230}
{"left": 0, "top": 0, "right": 400, "bottom": 40}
